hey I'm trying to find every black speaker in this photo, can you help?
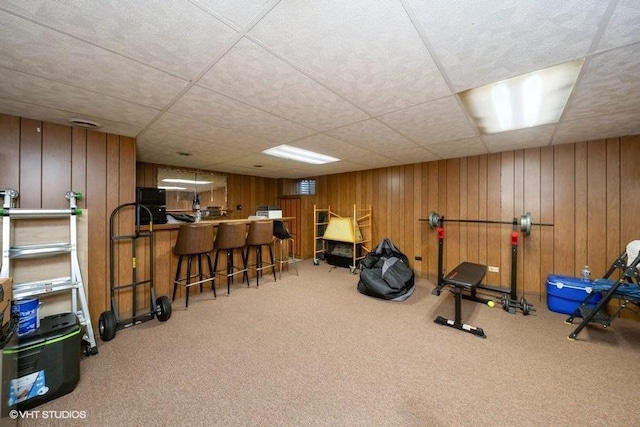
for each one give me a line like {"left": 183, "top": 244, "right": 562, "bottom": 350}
{"left": 136, "top": 187, "right": 166, "bottom": 206}
{"left": 136, "top": 187, "right": 167, "bottom": 225}
{"left": 138, "top": 206, "right": 167, "bottom": 225}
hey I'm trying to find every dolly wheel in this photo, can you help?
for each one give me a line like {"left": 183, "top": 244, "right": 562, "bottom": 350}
{"left": 99, "top": 311, "right": 117, "bottom": 341}
{"left": 156, "top": 296, "right": 172, "bottom": 322}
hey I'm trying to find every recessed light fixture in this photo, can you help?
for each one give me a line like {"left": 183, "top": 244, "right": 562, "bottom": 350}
{"left": 459, "top": 59, "right": 584, "bottom": 134}
{"left": 68, "top": 118, "right": 102, "bottom": 129}
{"left": 262, "top": 144, "right": 340, "bottom": 165}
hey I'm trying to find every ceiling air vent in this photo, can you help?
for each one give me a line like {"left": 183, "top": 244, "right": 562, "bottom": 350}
{"left": 68, "top": 118, "right": 102, "bottom": 129}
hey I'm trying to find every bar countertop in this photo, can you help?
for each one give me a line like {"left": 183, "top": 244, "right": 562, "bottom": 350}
{"left": 142, "top": 217, "right": 294, "bottom": 231}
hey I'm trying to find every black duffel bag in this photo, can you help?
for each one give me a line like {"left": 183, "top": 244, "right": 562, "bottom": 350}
{"left": 357, "top": 238, "right": 415, "bottom": 301}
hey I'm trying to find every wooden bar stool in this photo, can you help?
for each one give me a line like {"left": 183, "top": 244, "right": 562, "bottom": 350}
{"left": 245, "top": 220, "right": 276, "bottom": 287}
{"left": 213, "top": 222, "right": 249, "bottom": 294}
{"left": 172, "top": 223, "right": 216, "bottom": 308}
{"left": 273, "top": 220, "right": 298, "bottom": 279}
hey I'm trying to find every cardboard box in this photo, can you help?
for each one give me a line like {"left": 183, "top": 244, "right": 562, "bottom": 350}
{"left": 0, "top": 278, "right": 12, "bottom": 327}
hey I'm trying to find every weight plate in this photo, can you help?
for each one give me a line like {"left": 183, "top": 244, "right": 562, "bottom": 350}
{"left": 520, "top": 212, "right": 532, "bottom": 236}
{"left": 428, "top": 211, "right": 440, "bottom": 229}
{"left": 501, "top": 294, "right": 509, "bottom": 311}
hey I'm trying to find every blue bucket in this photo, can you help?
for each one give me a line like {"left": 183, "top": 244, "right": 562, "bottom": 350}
{"left": 12, "top": 298, "right": 40, "bottom": 336}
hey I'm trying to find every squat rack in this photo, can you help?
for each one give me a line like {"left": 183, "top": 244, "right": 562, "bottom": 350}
{"left": 422, "top": 211, "right": 552, "bottom": 314}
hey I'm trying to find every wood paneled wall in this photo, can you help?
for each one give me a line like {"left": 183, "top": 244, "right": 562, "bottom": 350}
{"left": 3, "top": 112, "right": 639, "bottom": 324}
{"left": 0, "top": 116, "right": 282, "bottom": 329}
{"left": 311, "top": 137, "right": 640, "bottom": 308}
{"left": 0, "top": 114, "right": 136, "bottom": 328}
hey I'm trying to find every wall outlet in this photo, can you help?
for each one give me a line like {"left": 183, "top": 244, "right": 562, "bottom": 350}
{"left": 488, "top": 266, "right": 499, "bottom": 273}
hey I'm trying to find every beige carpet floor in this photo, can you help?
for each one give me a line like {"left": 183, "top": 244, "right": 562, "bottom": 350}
{"left": 18, "top": 259, "right": 640, "bottom": 427}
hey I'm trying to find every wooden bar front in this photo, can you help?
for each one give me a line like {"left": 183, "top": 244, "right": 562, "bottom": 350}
{"left": 121, "top": 217, "right": 295, "bottom": 311}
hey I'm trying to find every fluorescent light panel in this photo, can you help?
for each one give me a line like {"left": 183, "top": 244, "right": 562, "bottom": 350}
{"left": 459, "top": 59, "right": 584, "bottom": 134}
{"left": 262, "top": 144, "right": 340, "bottom": 165}
{"left": 161, "top": 178, "right": 211, "bottom": 185}
{"left": 157, "top": 186, "right": 187, "bottom": 191}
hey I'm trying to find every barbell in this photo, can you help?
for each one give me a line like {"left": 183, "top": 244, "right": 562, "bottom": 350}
{"left": 425, "top": 211, "right": 553, "bottom": 236}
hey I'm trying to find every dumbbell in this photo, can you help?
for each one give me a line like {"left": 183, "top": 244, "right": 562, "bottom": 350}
{"left": 498, "top": 295, "right": 535, "bottom": 315}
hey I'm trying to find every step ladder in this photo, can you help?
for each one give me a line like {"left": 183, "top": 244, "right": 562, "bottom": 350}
{"left": 0, "top": 189, "right": 98, "bottom": 356}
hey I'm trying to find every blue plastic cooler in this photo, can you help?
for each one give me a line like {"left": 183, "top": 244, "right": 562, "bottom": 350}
{"left": 546, "top": 274, "right": 602, "bottom": 315}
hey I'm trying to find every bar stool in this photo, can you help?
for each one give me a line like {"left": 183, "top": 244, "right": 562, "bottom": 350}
{"left": 213, "top": 222, "right": 249, "bottom": 294}
{"left": 245, "top": 220, "right": 276, "bottom": 287}
{"left": 273, "top": 220, "right": 299, "bottom": 279}
{"left": 172, "top": 223, "right": 216, "bottom": 308}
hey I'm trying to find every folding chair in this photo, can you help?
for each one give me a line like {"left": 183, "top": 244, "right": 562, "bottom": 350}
{"left": 566, "top": 241, "right": 640, "bottom": 340}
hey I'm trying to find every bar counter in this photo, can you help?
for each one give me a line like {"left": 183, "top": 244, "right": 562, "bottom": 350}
{"left": 143, "top": 216, "right": 294, "bottom": 231}
{"left": 135, "top": 217, "right": 295, "bottom": 305}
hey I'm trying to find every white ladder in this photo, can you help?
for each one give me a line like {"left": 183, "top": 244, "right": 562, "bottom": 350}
{"left": 0, "top": 189, "right": 98, "bottom": 356}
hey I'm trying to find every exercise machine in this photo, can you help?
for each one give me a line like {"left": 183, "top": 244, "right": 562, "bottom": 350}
{"left": 566, "top": 242, "right": 640, "bottom": 341}
{"left": 421, "top": 212, "right": 548, "bottom": 337}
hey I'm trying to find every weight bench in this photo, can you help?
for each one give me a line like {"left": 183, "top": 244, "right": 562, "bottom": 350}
{"left": 434, "top": 261, "right": 488, "bottom": 338}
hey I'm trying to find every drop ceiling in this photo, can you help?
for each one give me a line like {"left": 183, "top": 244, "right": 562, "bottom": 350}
{"left": 1, "top": 0, "right": 639, "bottom": 179}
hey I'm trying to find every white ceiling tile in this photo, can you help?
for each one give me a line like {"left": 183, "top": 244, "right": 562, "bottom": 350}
{"left": 553, "top": 108, "right": 640, "bottom": 145}
{"left": 407, "top": 0, "right": 609, "bottom": 91}
{"left": 199, "top": 38, "right": 369, "bottom": 131}
{"left": 325, "top": 119, "right": 418, "bottom": 152}
{"left": 136, "top": 129, "right": 253, "bottom": 167}
{"left": 0, "top": 12, "right": 188, "bottom": 108}
{"left": 597, "top": 0, "right": 640, "bottom": 51}
{"left": 0, "top": 1, "right": 238, "bottom": 79}
{"left": 0, "top": 2, "right": 638, "bottom": 179}
{"left": 312, "top": 159, "right": 393, "bottom": 174}
{"left": 483, "top": 125, "right": 556, "bottom": 153}
{"left": 424, "top": 137, "right": 488, "bottom": 159}
{"left": 289, "top": 134, "right": 372, "bottom": 160}
{"left": 350, "top": 154, "right": 403, "bottom": 170}
{"left": 198, "top": 161, "right": 288, "bottom": 179}
{"left": 380, "top": 97, "right": 478, "bottom": 145}
{"left": 248, "top": 0, "right": 450, "bottom": 115}
{"left": 235, "top": 153, "right": 298, "bottom": 168}
{"left": 0, "top": 98, "right": 143, "bottom": 137}
{"left": 193, "top": 0, "right": 274, "bottom": 29}
{"left": 0, "top": 68, "right": 159, "bottom": 127}
{"left": 170, "top": 85, "right": 316, "bottom": 142}
{"left": 218, "top": 153, "right": 304, "bottom": 176}
{"left": 150, "top": 112, "right": 273, "bottom": 150}
{"left": 383, "top": 147, "right": 440, "bottom": 164}
{"left": 563, "top": 44, "right": 640, "bottom": 120}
